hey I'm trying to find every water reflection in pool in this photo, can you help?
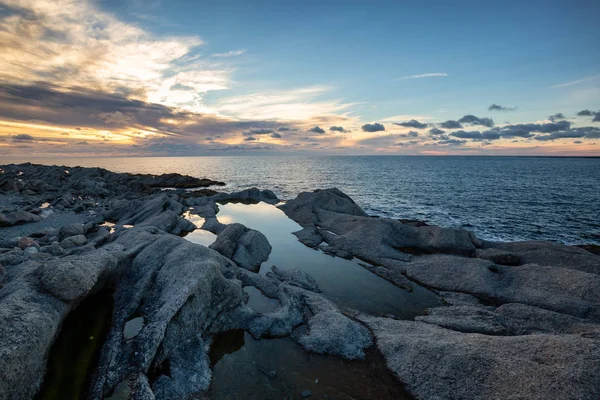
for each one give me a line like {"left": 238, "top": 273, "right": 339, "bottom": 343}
{"left": 216, "top": 202, "right": 441, "bottom": 320}
{"left": 182, "top": 210, "right": 217, "bottom": 246}
{"left": 210, "top": 331, "right": 412, "bottom": 400}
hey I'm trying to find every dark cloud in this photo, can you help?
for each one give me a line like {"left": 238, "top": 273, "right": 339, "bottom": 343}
{"left": 309, "top": 126, "right": 326, "bottom": 134}
{"left": 458, "top": 115, "right": 494, "bottom": 128}
{"left": 12, "top": 134, "right": 35, "bottom": 141}
{"left": 483, "top": 120, "right": 572, "bottom": 139}
{"left": 488, "top": 104, "right": 517, "bottom": 112}
{"left": 244, "top": 136, "right": 257, "bottom": 141}
{"left": 548, "top": 113, "right": 566, "bottom": 122}
{"left": 440, "top": 120, "right": 462, "bottom": 129}
{"left": 594, "top": 114, "right": 600, "bottom": 123}
{"left": 394, "top": 119, "right": 428, "bottom": 129}
{"left": 0, "top": 82, "right": 288, "bottom": 140}
{"left": 451, "top": 130, "right": 500, "bottom": 140}
{"left": 277, "top": 127, "right": 291, "bottom": 131}
{"left": 243, "top": 128, "right": 274, "bottom": 136}
{"left": 437, "top": 138, "right": 467, "bottom": 145}
{"left": 361, "top": 123, "right": 385, "bottom": 132}
{"left": 576, "top": 110, "right": 594, "bottom": 116}
{"left": 428, "top": 128, "right": 445, "bottom": 135}
{"left": 270, "top": 132, "right": 282, "bottom": 138}
{"left": 329, "top": 126, "right": 346, "bottom": 132}
{"left": 399, "top": 131, "right": 419, "bottom": 137}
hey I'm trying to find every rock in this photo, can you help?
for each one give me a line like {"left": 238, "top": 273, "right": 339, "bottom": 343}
{"left": 105, "top": 194, "right": 193, "bottom": 235}
{"left": 0, "top": 263, "right": 4, "bottom": 285}
{"left": 0, "top": 249, "right": 26, "bottom": 266}
{"left": 359, "top": 315, "right": 600, "bottom": 400}
{"left": 0, "top": 210, "right": 41, "bottom": 227}
{"left": 293, "top": 227, "right": 322, "bottom": 247}
{"left": 60, "top": 234, "right": 88, "bottom": 249}
{"left": 439, "top": 291, "right": 485, "bottom": 306}
{"left": 211, "top": 187, "right": 279, "bottom": 205}
{"left": 89, "top": 226, "right": 246, "bottom": 400}
{"left": 58, "top": 223, "right": 86, "bottom": 241}
{"left": 18, "top": 236, "right": 38, "bottom": 250}
{"left": 475, "top": 247, "right": 520, "bottom": 265}
{"left": 24, "top": 246, "right": 38, "bottom": 255}
{"left": 298, "top": 309, "right": 372, "bottom": 359}
{"left": 405, "top": 254, "right": 600, "bottom": 319}
{"left": 300, "top": 389, "right": 313, "bottom": 398}
{"left": 359, "top": 263, "right": 413, "bottom": 292}
{"left": 482, "top": 240, "right": 600, "bottom": 274}
{"left": 0, "top": 261, "right": 69, "bottom": 400}
{"left": 296, "top": 292, "right": 372, "bottom": 360}
{"left": 267, "top": 266, "right": 320, "bottom": 292}
{"left": 40, "top": 245, "right": 124, "bottom": 302}
{"left": 280, "top": 188, "right": 476, "bottom": 291}
{"left": 209, "top": 223, "right": 272, "bottom": 272}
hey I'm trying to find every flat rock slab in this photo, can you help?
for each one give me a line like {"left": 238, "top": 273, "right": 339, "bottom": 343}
{"left": 359, "top": 315, "right": 600, "bottom": 400}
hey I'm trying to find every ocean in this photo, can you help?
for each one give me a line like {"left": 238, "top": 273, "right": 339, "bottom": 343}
{"left": 6, "top": 155, "right": 600, "bottom": 245}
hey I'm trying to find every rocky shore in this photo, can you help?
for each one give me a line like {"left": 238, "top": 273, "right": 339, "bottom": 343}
{"left": 0, "top": 163, "right": 598, "bottom": 400}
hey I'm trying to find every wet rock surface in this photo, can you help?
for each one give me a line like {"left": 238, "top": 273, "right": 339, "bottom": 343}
{"left": 0, "top": 165, "right": 598, "bottom": 400}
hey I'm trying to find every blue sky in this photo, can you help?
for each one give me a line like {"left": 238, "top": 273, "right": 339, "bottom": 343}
{"left": 0, "top": 0, "right": 599, "bottom": 156}
{"left": 104, "top": 0, "right": 600, "bottom": 121}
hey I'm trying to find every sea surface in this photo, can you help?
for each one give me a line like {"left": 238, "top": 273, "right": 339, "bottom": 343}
{"left": 6, "top": 156, "right": 600, "bottom": 245}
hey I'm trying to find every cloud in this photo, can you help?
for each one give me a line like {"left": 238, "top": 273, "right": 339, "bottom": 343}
{"left": 577, "top": 109, "right": 594, "bottom": 116}
{"left": 458, "top": 115, "right": 494, "bottom": 128}
{"left": 361, "top": 123, "right": 385, "bottom": 132}
{"left": 437, "top": 138, "right": 467, "bottom": 146}
{"left": 551, "top": 74, "right": 600, "bottom": 89}
{"left": 399, "top": 131, "right": 419, "bottom": 138}
{"left": 270, "top": 133, "right": 282, "bottom": 138}
{"left": 212, "top": 49, "right": 246, "bottom": 57}
{"left": 548, "top": 113, "right": 566, "bottom": 122}
{"left": 309, "top": 126, "right": 326, "bottom": 134}
{"left": 451, "top": 130, "right": 500, "bottom": 140}
{"left": 429, "top": 128, "right": 445, "bottom": 135}
{"left": 329, "top": 126, "right": 346, "bottom": 132}
{"left": 440, "top": 120, "right": 462, "bottom": 129}
{"left": 482, "top": 121, "right": 572, "bottom": 139}
{"left": 12, "top": 134, "right": 35, "bottom": 141}
{"left": 394, "top": 119, "right": 428, "bottom": 129}
{"left": 394, "top": 73, "right": 448, "bottom": 81}
{"left": 243, "top": 128, "right": 275, "bottom": 136}
{"left": 488, "top": 104, "right": 517, "bottom": 112}
{"left": 594, "top": 114, "right": 600, "bottom": 123}
{"left": 244, "top": 136, "right": 257, "bottom": 141}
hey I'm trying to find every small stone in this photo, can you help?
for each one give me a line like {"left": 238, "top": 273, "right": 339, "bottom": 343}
{"left": 300, "top": 389, "right": 312, "bottom": 398}
{"left": 268, "top": 370, "right": 277, "bottom": 379}
{"left": 18, "top": 237, "right": 38, "bottom": 250}
{"left": 24, "top": 247, "right": 38, "bottom": 255}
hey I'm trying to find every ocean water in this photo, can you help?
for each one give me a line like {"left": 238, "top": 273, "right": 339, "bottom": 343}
{"left": 7, "top": 155, "right": 600, "bottom": 245}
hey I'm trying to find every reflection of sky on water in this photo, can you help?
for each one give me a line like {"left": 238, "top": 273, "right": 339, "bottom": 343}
{"left": 216, "top": 202, "right": 441, "bottom": 320}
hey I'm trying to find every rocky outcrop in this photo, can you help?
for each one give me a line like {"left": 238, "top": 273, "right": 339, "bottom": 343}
{"left": 359, "top": 315, "right": 600, "bottom": 400}
{"left": 405, "top": 254, "right": 600, "bottom": 319}
{"left": 209, "top": 223, "right": 272, "bottom": 272}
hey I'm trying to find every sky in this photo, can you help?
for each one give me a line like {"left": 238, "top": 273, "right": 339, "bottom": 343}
{"left": 0, "top": 0, "right": 599, "bottom": 157}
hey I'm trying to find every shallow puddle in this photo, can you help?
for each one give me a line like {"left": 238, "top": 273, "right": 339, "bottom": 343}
{"left": 243, "top": 286, "right": 280, "bottom": 313}
{"left": 35, "top": 289, "right": 114, "bottom": 400}
{"left": 182, "top": 210, "right": 217, "bottom": 246}
{"left": 210, "top": 330, "right": 412, "bottom": 400}
{"left": 217, "top": 202, "right": 441, "bottom": 319}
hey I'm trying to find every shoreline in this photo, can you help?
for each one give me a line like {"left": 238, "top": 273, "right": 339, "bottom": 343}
{"left": 0, "top": 162, "right": 599, "bottom": 400}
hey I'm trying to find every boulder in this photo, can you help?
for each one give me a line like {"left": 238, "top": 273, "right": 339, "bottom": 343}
{"left": 209, "top": 223, "right": 272, "bottom": 272}
{"left": 0, "top": 210, "right": 41, "bottom": 227}
{"left": 40, "top": 245, "right": 124, "bottom": 302}
{"left": 267, "top": 266, "right": 320, "bottom": 292}
{"left": 59, "top": 234, "right": 88, "bottom": 249}
{"left": 18, "top": 237, "right": 38, "bottom": 250}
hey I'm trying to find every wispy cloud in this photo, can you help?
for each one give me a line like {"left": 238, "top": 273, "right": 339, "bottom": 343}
{"left": 550, "top": 74, "right": 600, "bottom": 89}
{"left": 394, "top": 73, "right": 448, "bottom": 81}
{"left": 212, "top": 49, "right": 246, "bottom": 57}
